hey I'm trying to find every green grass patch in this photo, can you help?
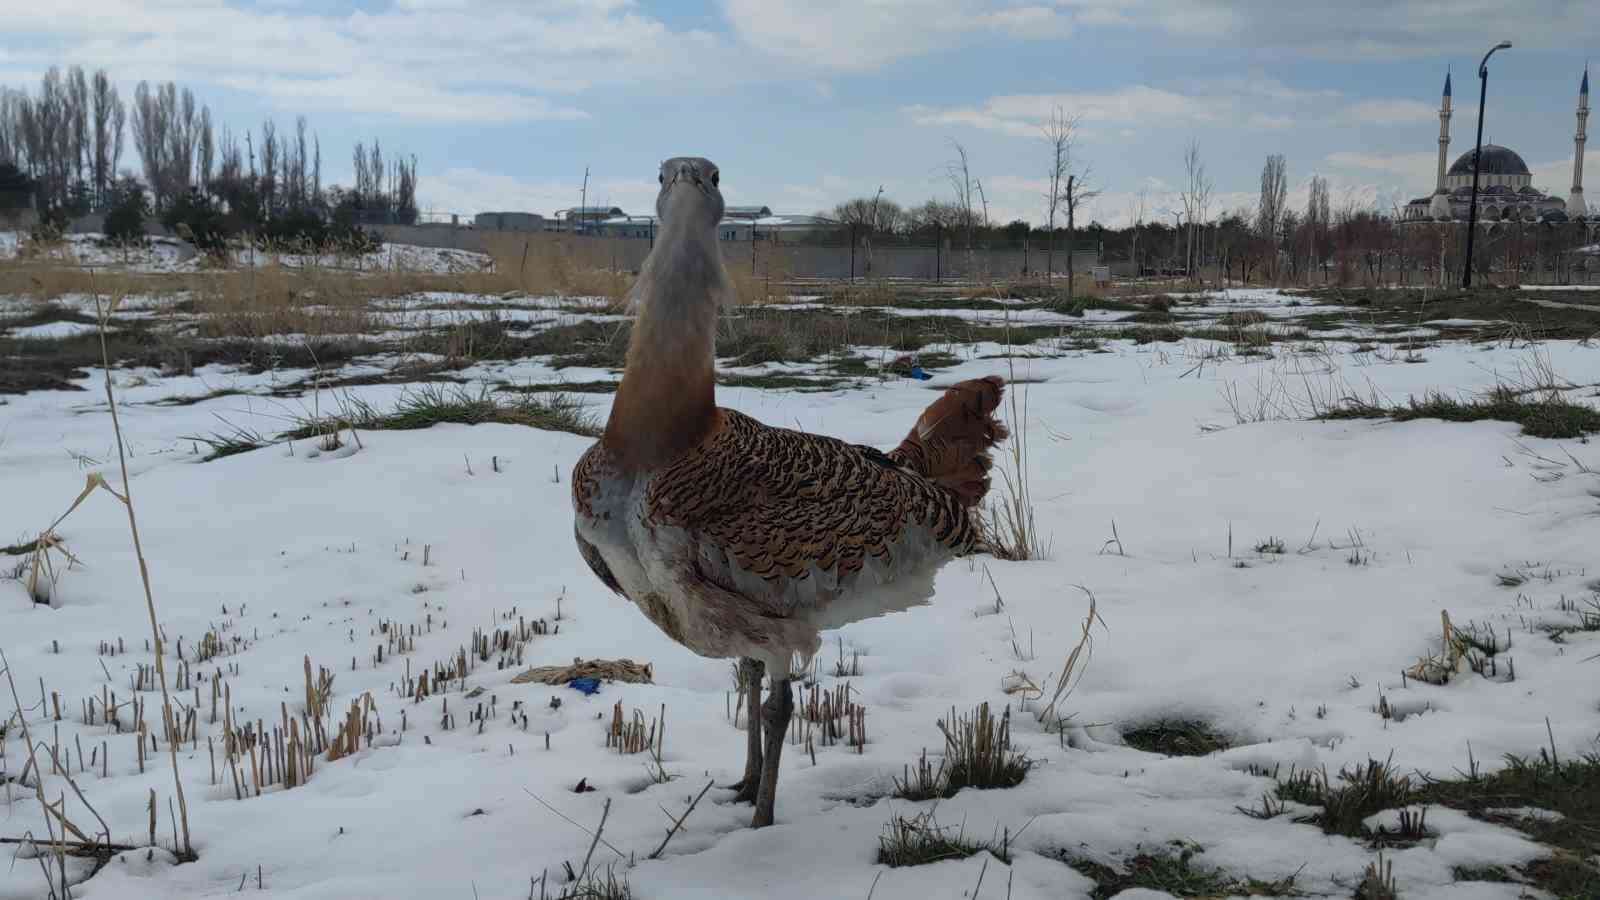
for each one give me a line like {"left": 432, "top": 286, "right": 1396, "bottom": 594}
{"left": 1218, "top": 310, "right": 1268, "bottom": 328}
{"left": 1129, "top": 309, "right": 1176, "bottom": 324}
{"left": 1520, "top": 855, "right": 1600, "bottom": 899}
{"left": 876, "top": 811, "right": 1011, "bottom": 868}
{"left": 2, "top": 538, "right": 44, "bottom": 556}
{"left": 1121, "top": 719, "right": 1231, "bottom": 756}
{"left": 189, "top": 384, "right": 598, "bottom": 461}
{"left": 1059, "top": 843, "right": 1302, "bottom": 899}
{"left": 281, "top": 384, "right": 599, "bottom": 440}
{"left": 1283, "top": 757, "right": 1417, "bottom": 839}
{"left": 1451, "top": 864, "right": 1514, "bottom": 883}
{"left": 498, "top": 380, "right": 621, "bottom": 395}
{"left": 1541, "top": 596, "right": 1600, "bottom": 640}
{"left": 1322, "top": 387, "right": 1600, "bottom": 439}
{"left": 716, "top": 373, "right": 851, "bottom": 391}
{"left": 1045, "top": 296, "right": 1141, "bottom": 316}
{"left": 183, "top": 421, "right": 272, "bottom": 461}
{"left": 537, "top": 308, "right": 1065, "bottom": 371}
{"left": 1417, "top": 750, "right": 1600, "bottom": 897}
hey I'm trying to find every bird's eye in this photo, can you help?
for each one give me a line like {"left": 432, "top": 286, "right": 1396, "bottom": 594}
{"left": 711, "top": 171, "right": 720, "bottom": 187}
{"left": 658, "top": 173, "right": 664, "bottom": 184}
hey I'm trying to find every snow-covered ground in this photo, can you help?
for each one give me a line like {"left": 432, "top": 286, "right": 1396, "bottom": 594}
{"left": 0, "top": 232, "right": 491, "bottom": 275}
{"left": 0, "top": 233, "right": 196, "bottom": 271}
{"left": 2, "top": 289, "right": 1599, "bottom": 899}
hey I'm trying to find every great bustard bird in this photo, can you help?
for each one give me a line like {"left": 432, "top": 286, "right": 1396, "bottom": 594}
{"left": 571, "top": 157, "right": 1008, "bottom": 828}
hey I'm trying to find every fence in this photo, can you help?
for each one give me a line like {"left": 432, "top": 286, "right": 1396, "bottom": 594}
{"left": 465, "top": 222, "right": 1102, "bottom": 283}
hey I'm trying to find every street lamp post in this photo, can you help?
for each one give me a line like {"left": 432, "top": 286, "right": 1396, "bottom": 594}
{"left": 1463, "top": 40, "right": 1512, "bottom": 289}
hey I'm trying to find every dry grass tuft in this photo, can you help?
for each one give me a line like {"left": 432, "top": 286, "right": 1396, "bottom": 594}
{"left": 478, "top": 233, "right": 634, "bottom": 302}
{"left": 876, "top": 809, "right": 1012, "bottom": 868}
{"left": 985, "top": 343, "right": 1049, "bottom": 561}
{"left": 894, "top": 703, "right": 1031, "bottom": 800}
{"left": 1354, "top": 853, "right": 1398, "bottom": 900}
{"left": 1036, "top": 585, "right": 1104, "bottom": 729}
{"left": 13, "top": 475, "right": 101, "bottom": 604}
{"left": 606, "top": 702, "right": 665, "bottom": 758}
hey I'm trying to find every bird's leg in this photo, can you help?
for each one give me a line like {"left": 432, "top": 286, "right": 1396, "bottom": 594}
{"left": 751, "top": 676, "right": 794, "bottom": 828}
{"left": 726, "top": 657, "right": 764, "bottom": 803}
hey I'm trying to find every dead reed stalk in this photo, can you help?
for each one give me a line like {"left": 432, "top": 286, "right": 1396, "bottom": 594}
{"left": 1038, "top": 585, "right": 1105, "bottom": 728}
{"left": 92, "top": 292, "right": 194, "bottom": 860}
{"left": 985, "top": 322, "right": 1049, "bottom": 560}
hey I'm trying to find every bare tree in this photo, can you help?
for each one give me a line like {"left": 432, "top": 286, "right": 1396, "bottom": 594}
{"left": 66, "top": 67, "right": 89, "bottom": 196}
{"left": 910, "top": 199, "right": 964, "bottom": 231}
{"left": 1306, "top": 175, "right": 1330, "bottom": 283}
{"left": 293, "top": 116, "right": 309, "bottom": 209}
{"left": 1179, "top": 138, "right": 1215, "bottom": 283}
{"left": 945, "top": 138, "right": 979, "bottom": 275}
{"left": 1257, "top": 154, "right": 1288, "bottom": 281}
{"left": 89, "top": 70, "right": 122, "bottom": 207}
{"left": 1061, "top": 170, "right": 1100, "bottom": 299}
{"left": 110, "top": 95, "right": 126, "bottom": 187}
{"left": 131, "top": 81, "right": 172, "bottom": 206}
{"left": 832, "top": 189, "right": 901, "bottom": 276}
{"left": 1127, "top": 187, "right": 1147, "bottom": 278}
{"left": 197, "top": 107, "right": 214, "bottom": 190}
{"left": 258, "top": 118, "right": 278, "bottom": 211}
{"left": 1040, "top": 106, "right": 1081, "bottom": 282}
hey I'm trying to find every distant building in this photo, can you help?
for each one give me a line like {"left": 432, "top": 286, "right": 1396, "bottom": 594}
{"left": 720, "top": 214, "right": 836, "bottom": 242}
{"left": 592, "top": 210, "right": 837, "bottom": 242}
{"left": 474, "top": 211, "right": 545, "bottom": 232}
{"left": 595, "top": 215, "right": 658, "bottom": 239}
{"left": 557, "top": 206, "right": 626, "bottom": 233}
{"left": 1404, "top": 69, "right": 1587, "bottom": 223}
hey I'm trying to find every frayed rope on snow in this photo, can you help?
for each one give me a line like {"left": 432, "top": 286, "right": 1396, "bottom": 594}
{"left": 511, "top": 657, "right": 654, "bottom": 686}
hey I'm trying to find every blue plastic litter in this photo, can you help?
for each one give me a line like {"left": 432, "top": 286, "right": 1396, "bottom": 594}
{"left": 567, "top": 677, "right": 601, "bottom": 695}
{"left": 907, "top": 365, "right": 931, "bottom": 381}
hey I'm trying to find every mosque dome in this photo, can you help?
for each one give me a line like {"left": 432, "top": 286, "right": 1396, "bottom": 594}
{"left": 1447, "top": 145, "right": 1531, "bottom": 177}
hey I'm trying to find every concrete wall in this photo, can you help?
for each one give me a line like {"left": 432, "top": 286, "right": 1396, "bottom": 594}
{"left": 369, "top": 223, "right": 487, "bottom": 253}
{"left": 1, "top": 207, "right": 38, "bottom": 231}
{"left": 755, "top": 244, "right": 1099, "bottom": 281}
{"left": 475, "top": 212, "right": 544, "bottom": 231}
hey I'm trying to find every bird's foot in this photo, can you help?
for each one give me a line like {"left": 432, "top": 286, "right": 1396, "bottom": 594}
{"left": 723, "top": 777, "right": 760, "bottom": 804}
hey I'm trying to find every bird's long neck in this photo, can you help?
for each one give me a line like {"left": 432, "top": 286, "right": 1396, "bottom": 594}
{"left": 604, "top": 225, "right": 723, "bottom": 471}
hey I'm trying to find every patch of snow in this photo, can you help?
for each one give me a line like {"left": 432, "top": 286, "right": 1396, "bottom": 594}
{"left": 1, "top": 329, "right": 1598, "bottom": 900}
{"left": 3, "top": 320, "right": 102, "bottom": 339}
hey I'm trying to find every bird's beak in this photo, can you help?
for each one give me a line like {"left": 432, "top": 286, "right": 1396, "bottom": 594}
{"left": 664, "top": 163, "right": 705, "bottom": 192}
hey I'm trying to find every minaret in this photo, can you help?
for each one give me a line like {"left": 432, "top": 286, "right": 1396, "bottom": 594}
{"left": 1571, "top": 67, "right": 1589, "bottom": 219}
{"left": 1429, "top": 71, "right": 1454, "bottom": 220}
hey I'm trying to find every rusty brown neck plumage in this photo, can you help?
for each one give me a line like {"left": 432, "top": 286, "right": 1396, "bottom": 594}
{"left": 603, "top": 217, "right": 724, "bottom": 472}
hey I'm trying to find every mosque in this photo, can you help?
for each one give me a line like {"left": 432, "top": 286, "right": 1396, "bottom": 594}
{"left": 1402, "top": 69, "right": 1588, "bottom": 223}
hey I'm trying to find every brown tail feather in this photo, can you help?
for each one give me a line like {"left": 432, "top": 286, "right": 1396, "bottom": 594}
{"left": 889, "top": 375, "right": 1008, "bottom": 506}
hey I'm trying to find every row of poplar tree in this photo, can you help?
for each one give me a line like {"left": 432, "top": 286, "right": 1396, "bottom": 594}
{"left": 0, "top": 66, "right": 419, "bottom": 248}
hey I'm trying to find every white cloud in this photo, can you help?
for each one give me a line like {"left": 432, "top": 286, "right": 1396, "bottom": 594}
{"left": 905, "top": 85, "right": 1296, "bottom": 138}
{"left": 1324, "top": 151, "right": 1439, "bottom": 178}
{"left": 717, "top": 0, "right": 1071, "bottom": 73}
{"left": 217, "top": 74, "right": 588, "bottom": 123}
{"left": 1049, "top": 0, "right": 1595, "bottom": 60}
{"left": 4, "top": 0, "right": 721, "bottom": 121}
{"left": 1531, "top": 150, "right": 1600, "bottom": 195}
{"left": 1245, "top": 113, "right": 1294, "bottom": 130}
{"left": 419, "top": 167, "right": 662, "bottom": 218}
{"left": 1336, "top": 99, "right": 1438, "bottom": 125}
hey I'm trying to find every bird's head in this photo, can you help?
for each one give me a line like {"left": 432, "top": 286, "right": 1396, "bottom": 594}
{"left": 655, "top": 157, "right": 724, "bottom": 232}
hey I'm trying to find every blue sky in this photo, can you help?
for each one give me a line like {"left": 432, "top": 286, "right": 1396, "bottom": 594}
{"left": 3, "top": 0, "right": 1596, "bottom": 225}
